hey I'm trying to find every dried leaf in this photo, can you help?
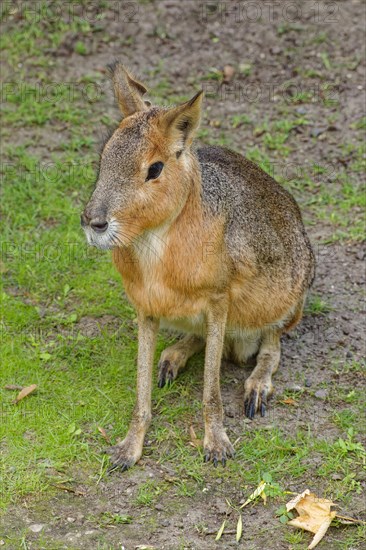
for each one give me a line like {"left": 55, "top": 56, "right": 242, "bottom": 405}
{"left": 286, "top": 490, "right": 335, "bottom": 528}
{"left": 336, "top": 515, "right": 366, "bottom": 525}
{"left": 286, "top": 490, "right": 336, "bottom": 549}
{"left": 281, "top": 397, "right": 297, "bottom": 406}
{"left": 260, "top": 490, "right": 267, "bottom": 505}
{"left": 236, "top": 514, "right": 243, "bottom": 542}
{"left": 215, "top": 519, "right": 226, "bottom": 541}
{"left": 4, "top": 384, "right": 23, "bottom": 391}
{"left": 13, "top": 384, "right": 37, "bottom": 404}
{"left": 286, "top": 489, "right": 365, "bottom": 548}
{"left": 240, "top": 481, "right": 267, "bottom": 508}
{"left": 98, "top": 426, "right": 111, "bottom": 443}
{"left": 164, "top": 475, "right": 180, "bottom": 483}
{"left": 308, "top": 515, "right": 335, "bottom": 549}
{"left": 286, "top": 489, "right": 310, "bottom": 512}
{"left": 222, "top": 65, "right": 235, "bottom": 84}
{"left": 52, "top": 484, "right": 86, "bottom": 496}
{"left": 189, "top": 425, "right": 202, "bottom": 448}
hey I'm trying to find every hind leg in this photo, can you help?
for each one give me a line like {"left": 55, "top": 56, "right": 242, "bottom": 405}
{"left": 158, "top": 334, "right": 205, "bottom": 388}
{"left": 244, "top": 329, "right": 281, "bottom": 419}
{"left": 226, "top": 330, "right": 261, "bottom": 365}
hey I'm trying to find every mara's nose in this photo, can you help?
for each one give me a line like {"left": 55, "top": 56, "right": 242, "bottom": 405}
{"left": 90, "top": 218, "right": 109, "bottom": 234}
{"left": 81, "top": 212, "right": 109, "bottom": 234}
{"left": 80, "top": 211, "right": 90, "bottom": 227}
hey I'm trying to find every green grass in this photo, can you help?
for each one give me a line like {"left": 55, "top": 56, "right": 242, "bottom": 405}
{"left": 305, "top": 295, "right": 332, "bottom": 315}
{"left": 243, "top": 125, "right": 365, "bottom": 242}
{"left": 1, "top": 4, "right": 365, "bottom": 549}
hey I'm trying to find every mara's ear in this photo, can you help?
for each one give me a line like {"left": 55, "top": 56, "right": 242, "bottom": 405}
{"left": 159, "top": 90, "right": 203, "bottom": 151}
{"left": 107, "top": 61, "right": 148, "bottom": 117}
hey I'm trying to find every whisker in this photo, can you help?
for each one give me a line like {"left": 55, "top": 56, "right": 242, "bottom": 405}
{"left": 112, "top": 224, "right": 165, "bottom": 262}
{"left": 121, "top": 221, "right": 170, "bottom": 262}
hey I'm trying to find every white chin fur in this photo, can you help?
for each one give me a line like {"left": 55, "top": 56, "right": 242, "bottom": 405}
{"left": 83, "top": 218, "right": 120, "bottom": 250}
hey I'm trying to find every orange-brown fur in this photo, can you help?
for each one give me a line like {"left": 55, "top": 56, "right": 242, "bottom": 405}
{"left": 81, "top": 62, "right": 315, "bottom": 471}
{"left": 112, "top": 177, "right": 304, "bottom": 330}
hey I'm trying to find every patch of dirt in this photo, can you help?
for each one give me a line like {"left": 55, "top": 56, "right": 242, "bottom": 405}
{"left": 76, "top": 314, "right": 123, "bottom": 338}
{"left": 1, "top": 1, "right": 365, "bottom": 549}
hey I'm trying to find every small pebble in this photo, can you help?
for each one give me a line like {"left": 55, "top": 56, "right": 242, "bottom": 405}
{"left": 311, "top": 127, "right": 327, "bottom": 138}
{"left": 287, "top": 384, "right": 302, "bottom": 392}
{"left": 29, "top": 524, "right": 45, "bottom": 533}
{"left": 315, "top": 389, "right": 328, "bottom": 399}
{"left": 305, "top": 379, "right": 312, "bottom": 387}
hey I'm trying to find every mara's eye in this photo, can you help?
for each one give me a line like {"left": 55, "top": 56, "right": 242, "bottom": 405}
{"left": 146, "top": 161, "right": 164, "bottom": 181}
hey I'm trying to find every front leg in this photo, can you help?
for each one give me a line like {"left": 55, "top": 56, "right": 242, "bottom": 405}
{"left": 203, "top": 304, "right": 235, "bottom": 467}
{"left": 107, "top": 312, "right": 159, "bottom": 472}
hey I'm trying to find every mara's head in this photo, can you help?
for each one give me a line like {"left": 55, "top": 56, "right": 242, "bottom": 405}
{"left": 81, "top": 62, "right": 203, "bottom": 250}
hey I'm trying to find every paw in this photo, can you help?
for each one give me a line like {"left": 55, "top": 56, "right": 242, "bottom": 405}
{"left": 244, "top": 377, "right": 273, "bottom": 419}
{"left": 157, "top": 359, "right": 178, "bottom": 388}
{"left": 203, "top": 430, "right": 235, "bottom": 467}
{"left": 105, "top": 438, "right": 142, "bottom": 473}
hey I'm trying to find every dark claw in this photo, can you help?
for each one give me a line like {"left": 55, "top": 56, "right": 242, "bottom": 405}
{"left": 157, "top": 360, "right": 169, "bottom": 388}
{"left": 204, "top": 448, "right": 232, "bottom": 467}
{"left": 107, "top": 461, "right": 129, "bottom": 474}
{"left": 249, "top": 390, "right": 257, "bottom": 419}
{"left": 244, "top": 390, "right": 259, "bottom": 419}
{"left": 104, "top": 445, "right": 135, "bottom": 473}
{"left": 158, "top": 360, "right": 175, "bottom": 388}
{"left": 260, "top": 390, "right": 267, "bottom": 417}
{"left": 244, "top": 386, "right": 269, "bottom": 419}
